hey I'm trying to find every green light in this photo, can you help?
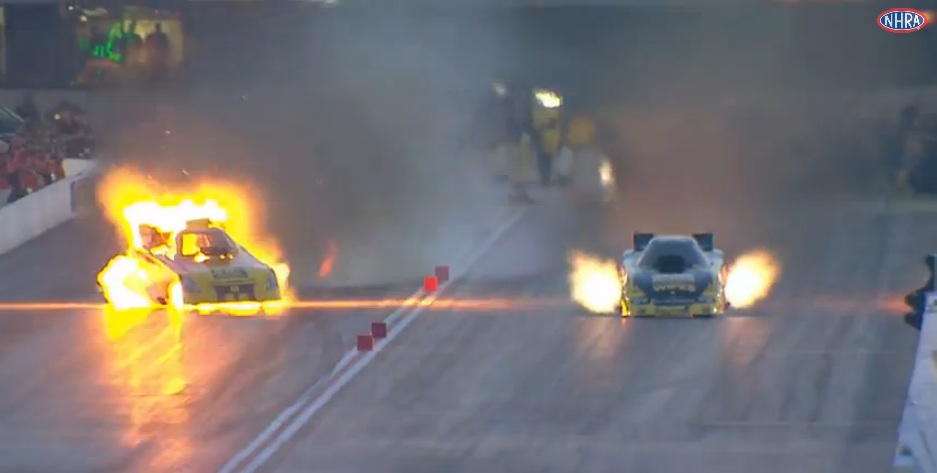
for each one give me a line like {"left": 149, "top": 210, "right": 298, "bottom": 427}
{"left": 88, "top": 20, "right": 124, "bottom": 62}
{"left": 105, "top": 21, "right": 123, "bottom": 62}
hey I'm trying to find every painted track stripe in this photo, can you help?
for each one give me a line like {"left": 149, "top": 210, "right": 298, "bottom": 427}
{"left": 217, "top": 292, "right": 425, "bottom": 473}
{"left": 217, "top": 207, "right": 526, "bottom": 473}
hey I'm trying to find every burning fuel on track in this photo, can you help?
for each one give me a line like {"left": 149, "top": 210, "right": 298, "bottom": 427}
{"left": 568, "top": 249, "right": 781, "bottom": 315}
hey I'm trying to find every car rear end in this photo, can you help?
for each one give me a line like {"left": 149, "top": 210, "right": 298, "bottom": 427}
{"left": 179, "top": 267, "right": 282, "bottom": 305}
{"left": 622, "top": 272, "right": 724, "bottom": 317}
{"left": 626, "top": 292, "right": 722, "bottom": 317}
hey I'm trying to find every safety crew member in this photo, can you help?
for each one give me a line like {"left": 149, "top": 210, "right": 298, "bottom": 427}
{"left": 484, "top": 81, "right": 514, "bottom": 180}
{"left": 511, "top": 128, "right": 537, "bottom": 203}
{"left": 554, "top": 112, "right": 597, "bottom": 185}
{"left": 905, "top": 254, "right": 937, "bottom": 330}
{"left": 531, "top": 88, "right": 563, "bottom": 186}
{"left": 566, "top": 113, "right": 596, "bottom": 150}
{"left": 505, "top": 89, "right": 536, "bottom": 203}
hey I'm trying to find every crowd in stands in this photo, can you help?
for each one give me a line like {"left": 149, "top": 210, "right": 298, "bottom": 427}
{"left": 0, "top": 95, "right": 95, "bottom": 204}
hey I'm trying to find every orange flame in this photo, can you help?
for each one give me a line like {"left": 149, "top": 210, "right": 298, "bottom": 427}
{"left": 95, "top": 166, "right": 292, "bottom": 315}
{"left": 317, "top": 240, "right": 338, "bottom": 278}
{"left": 567, "top": 250, "right": 620, "bottom": 314}
{"left": 725, "top": 250, "right": 781, "bottom": 308}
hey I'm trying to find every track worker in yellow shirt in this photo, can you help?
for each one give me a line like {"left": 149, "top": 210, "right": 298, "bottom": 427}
{"left": 554, "top": 111, "right": 597, "bottom": 185}
{"left": 531, "top": 88, "right": 563, "bottom": 186}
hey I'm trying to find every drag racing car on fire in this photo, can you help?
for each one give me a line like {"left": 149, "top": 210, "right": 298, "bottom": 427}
{"left": 617, "top": 233, "right": 729, "bottom": 317}
{"left": 100, "top": 218, "right": 282, "bottom": 308}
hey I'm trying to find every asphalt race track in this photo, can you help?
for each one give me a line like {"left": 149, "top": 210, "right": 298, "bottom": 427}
{"left": 0, "top": 215, "right": 411, "bottom": 472}
{"left": 0, "top": 189, "right": 929, "bottom": 473}
{"left": 249, "top": 192, "right": 926, "bottom": 473}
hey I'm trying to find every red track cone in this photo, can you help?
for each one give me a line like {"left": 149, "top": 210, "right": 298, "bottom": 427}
{"left": 356, "top": 334, "right": 374, "bottom": 351}
{"left": 435, "top": 265, "right": 450, "bottom": 283}
{"left": 371, "top": 321, "right": 388, "bottom": 339}
{"left": 423, "top": 275, "right": 439, "bottom": 292}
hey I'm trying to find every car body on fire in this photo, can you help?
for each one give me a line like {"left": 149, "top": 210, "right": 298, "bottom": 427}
{"left": 104, "top": 218, "right": 282, "bottom": 307}
{"left": 618, "top": 233, "right": 729, "bottom": 317}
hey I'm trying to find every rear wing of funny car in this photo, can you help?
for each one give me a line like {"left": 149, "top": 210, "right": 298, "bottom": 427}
{"left": 631, "top": 232, "right": 715, "bottom": 252}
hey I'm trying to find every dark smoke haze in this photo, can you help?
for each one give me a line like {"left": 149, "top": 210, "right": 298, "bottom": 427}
{"left": 97, "top": 5, "right": 920, "bottom": 285}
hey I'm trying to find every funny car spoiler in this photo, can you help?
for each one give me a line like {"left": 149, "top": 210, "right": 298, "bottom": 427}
{"left": 632, "top": 232, "right": 715, "bottom": 252}
{"left": 692, "top": 233, "right": 714, "bottom": 251}
{"left": 633, "top": 233, "right": 654, "bottom": 251}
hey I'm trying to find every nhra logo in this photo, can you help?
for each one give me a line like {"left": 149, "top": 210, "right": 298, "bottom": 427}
{"left": 878, "top": 8, "right": 928, "bottom": 33}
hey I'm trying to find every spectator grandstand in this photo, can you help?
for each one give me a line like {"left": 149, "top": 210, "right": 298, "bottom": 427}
{"left": 0, "top": 101, "right": 84, "bottom": 205}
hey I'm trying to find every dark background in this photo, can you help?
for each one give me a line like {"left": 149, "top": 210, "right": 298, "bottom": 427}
{"left": 190, "top": 3, "right": 937, "bottom": 95}
{"left": 4, "top": 2, "right": 937, "bottom": 92}
{"left": 3, "top": 2, "right": 928, "bottom": 286}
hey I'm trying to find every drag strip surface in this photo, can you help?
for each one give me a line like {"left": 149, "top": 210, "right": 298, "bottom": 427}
{"left": 0, "top": 215, "right": 411, "bottom": 473}
{"left": 259, "top": 196, "right": 923, "bottom": 473}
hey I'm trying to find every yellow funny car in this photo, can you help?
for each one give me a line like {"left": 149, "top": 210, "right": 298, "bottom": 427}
{"left": 618, "top": 233, "right": 729, "bottom": 318}
{"left": 99, "top": 218, "right": 282, "bottom": 311}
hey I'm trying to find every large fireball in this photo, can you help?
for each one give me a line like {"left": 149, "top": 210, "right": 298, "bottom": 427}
{"left": 95, "top": 167, "right": 292, "bottom": 314}
{"left": 568, "top": 251, "right": 620, "bottom": 314}
{"left": 724, "top": 250, "right": 780, "bottom": 308}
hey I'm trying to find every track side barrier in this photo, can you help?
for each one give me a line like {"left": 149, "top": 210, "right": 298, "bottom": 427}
{"left": 0, "top": 159, "right": 97, "bottom": 256}
{"left": 895, "top": 292, "right": 937, "bottom": 473}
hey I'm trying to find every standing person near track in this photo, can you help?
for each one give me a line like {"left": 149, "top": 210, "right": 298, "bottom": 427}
{"left": 555, "top": 111, "right": 597, "bottom": 186}
{"left": 531, "top": 88, "right": 563, "bottom": 186}
{"left": 512, "top": 128, "right": 537, "bottom": 203}
{"left": 506, "top": 86, "right": 536, "bottom": 203}
{"left": 905, "top": 254, "right": 937, "bottom": 330}
{"left": 477, "top": 81, "right": 515, "bottom": 181}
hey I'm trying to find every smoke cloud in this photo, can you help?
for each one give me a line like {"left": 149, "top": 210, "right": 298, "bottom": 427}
{"left": 92, "top": 6, "right": 895, "bottom": 285}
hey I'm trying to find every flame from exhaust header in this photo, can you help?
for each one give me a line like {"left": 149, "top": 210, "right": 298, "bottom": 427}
{"left": 568, "top": 251, "right": 620, "bottom": 314}
{"left": 567, "top": 248, "right": 781, "bottom": 314}
{"left": 724, "top": 250, "right": 781, "bottom": 308}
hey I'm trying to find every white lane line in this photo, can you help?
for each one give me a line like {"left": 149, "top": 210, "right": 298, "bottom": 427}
{"left": 889, "top": 210, "right": 920, "bottom": 470}
{"left": 218, "top": 292, "right": 429, "bottom": 473}
{"left": 218, "top": 251, "right": 451, "bottom": 472}
{"left": 218, "top": 207, "right": 526, "bottom": 473}
{"left": 383, "top": 289, "right": 427, "bottom": 326}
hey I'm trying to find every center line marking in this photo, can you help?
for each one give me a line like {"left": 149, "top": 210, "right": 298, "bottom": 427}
{"left": 217, "top": 207, "right": 526, "bottom": 473}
